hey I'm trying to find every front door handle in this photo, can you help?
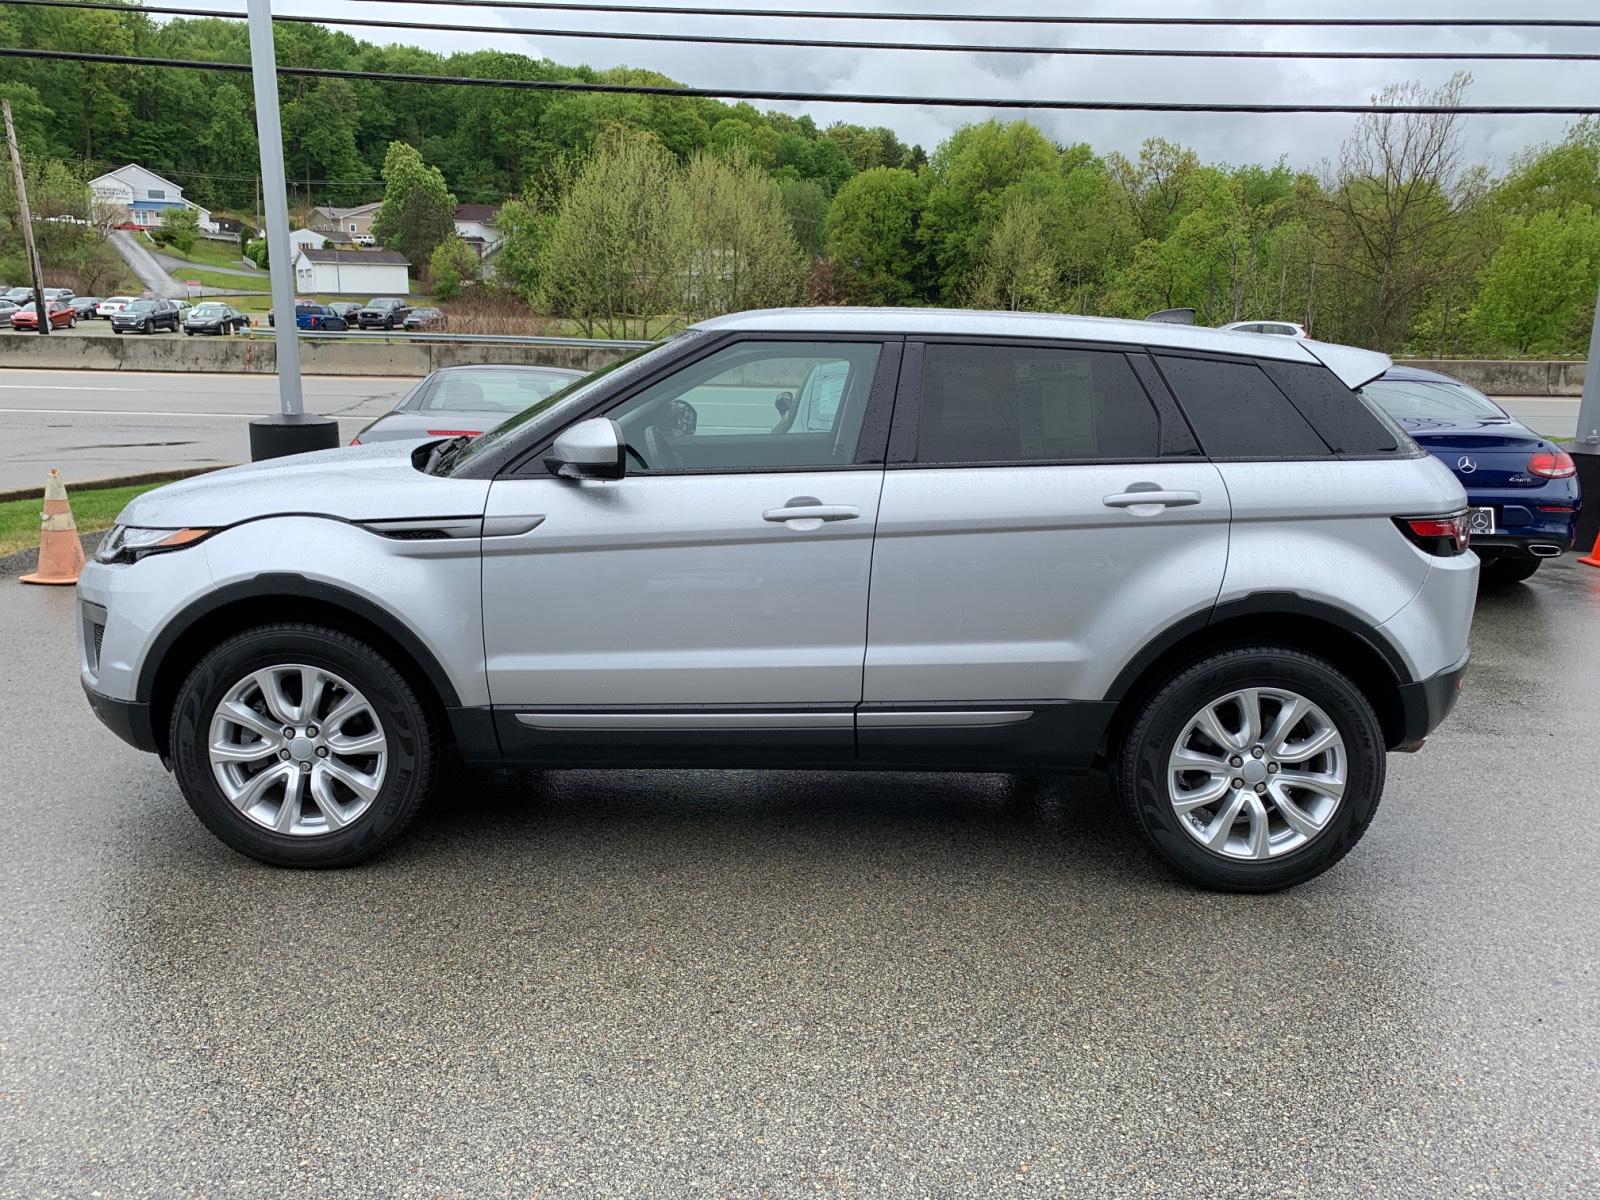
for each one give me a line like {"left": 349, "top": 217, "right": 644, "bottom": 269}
{"left": 1102, "top": 489, "right": 1202, "bottom": 510}
{"left": 763, "top": 496, "right": 861, "bottom": 528}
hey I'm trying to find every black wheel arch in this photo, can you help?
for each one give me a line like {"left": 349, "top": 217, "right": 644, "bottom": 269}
{"left": 140, "top": 575, "right": 463, "bottom": 759}
{"left": 1103, "top": 593, "right": 1413, "bottom": 754}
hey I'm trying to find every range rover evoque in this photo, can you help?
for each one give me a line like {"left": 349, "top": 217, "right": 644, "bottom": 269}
{"left": 77, "top": 309, "right": 1476, "bottom": 891}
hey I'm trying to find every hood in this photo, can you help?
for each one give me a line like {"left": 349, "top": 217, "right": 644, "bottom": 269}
{"left": 118, "top": 439, "right": 491, "bottom": 529}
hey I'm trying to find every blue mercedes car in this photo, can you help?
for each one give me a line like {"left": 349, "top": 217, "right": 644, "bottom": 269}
{"left": 1362, "top": 365, "right": 1581, "bottom": 584}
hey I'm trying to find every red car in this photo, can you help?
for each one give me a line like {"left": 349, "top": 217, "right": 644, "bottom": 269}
{"left": 10, "top": 301, "right": 77, "bottom": 331}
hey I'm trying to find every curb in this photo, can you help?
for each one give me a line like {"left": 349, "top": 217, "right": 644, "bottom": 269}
{"left": 0, "top": 465, "right": 229, "bottom": 505}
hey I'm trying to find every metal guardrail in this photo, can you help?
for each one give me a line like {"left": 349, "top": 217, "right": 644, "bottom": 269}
{"left": 245, "top": 328, "right": 655, "bottom": 349}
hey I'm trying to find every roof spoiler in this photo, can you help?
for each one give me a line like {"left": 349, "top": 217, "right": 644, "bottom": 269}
{"left": 1302, "top": 340, "right": 1392, "bottom": 391}
{"left": 1144, "top": 307, "right": 1196, "bottom": 325}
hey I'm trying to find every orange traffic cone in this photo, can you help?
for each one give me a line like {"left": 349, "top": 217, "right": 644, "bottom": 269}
{"left": 19, "top": 469, "right": 87, "bottom": 586}
{"left": 1579, "top": 529, "right": 1600, "bottom": 568}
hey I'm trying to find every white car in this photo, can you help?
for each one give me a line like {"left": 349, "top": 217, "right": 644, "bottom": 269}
{"left": 1221, "top": 320, "right": 1308, "bottom": 338}
{"left": 96, "top": 296, "right": 135, "bottom": 319}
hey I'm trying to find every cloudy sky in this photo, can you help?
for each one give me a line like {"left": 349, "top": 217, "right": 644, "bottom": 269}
{"left": 277, "top": 0, "right": 1598, "bottom": 169}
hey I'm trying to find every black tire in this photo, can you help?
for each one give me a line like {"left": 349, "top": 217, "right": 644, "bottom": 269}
{"left": 143, "top": 320, "right": 153, "bottom": 334}
{"left": 1116, "top": 647, "right": 1386, "bottom": 893}
{"left": 169, "top": 624, "right": 437, "bottom": 868}
{"left": 1479, "top": 554, "right": 1541, "bottom": 586}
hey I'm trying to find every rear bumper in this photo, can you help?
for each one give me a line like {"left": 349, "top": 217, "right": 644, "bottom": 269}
{"left": 1395, "top": 650, "right": 1470, "bottom": 746}
{"left": 82, "top": 681, "right": 160, "bottom": 754}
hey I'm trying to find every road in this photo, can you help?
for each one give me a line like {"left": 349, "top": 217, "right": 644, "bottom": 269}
{"left": 1, "top": 552, "right": 1597, "bottom": 1197}
{"left": 0, "top": 367, "right": 1584, "bottom": 491}
{"left": 0, "top": 369, "right": 416, "bottom": 489}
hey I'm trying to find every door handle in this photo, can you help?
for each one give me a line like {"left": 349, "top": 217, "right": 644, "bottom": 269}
{"left": 1102, "top": 489, "right": 1202, "bottom": 510}
{"left": 763, "top": 505, "right": 861, "bottom": 523}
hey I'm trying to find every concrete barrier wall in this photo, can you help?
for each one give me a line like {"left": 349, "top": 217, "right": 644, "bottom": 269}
{"left": 0, "top": 334, "right": 1584, "bottom": 393}
{"left": 0, "top": 334, "right": 632, "bottom": 376}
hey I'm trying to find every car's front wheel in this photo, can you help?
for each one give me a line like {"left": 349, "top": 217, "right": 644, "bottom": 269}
{"left": 169, "top": 624, "right": 437, "bottom": 867}
{"left": 1117, "top": 647, "right": 1385, "bottom": 893}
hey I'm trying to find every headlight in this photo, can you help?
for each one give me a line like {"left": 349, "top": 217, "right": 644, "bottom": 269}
{"left": 94, "top": 525, "right": 213, "bottom": 565}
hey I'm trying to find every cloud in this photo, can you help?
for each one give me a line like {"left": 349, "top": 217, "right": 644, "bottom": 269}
{"left": 286, "top": 0, "right": 1596, "bottom": 168}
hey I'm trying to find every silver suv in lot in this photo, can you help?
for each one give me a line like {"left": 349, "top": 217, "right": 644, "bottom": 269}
{"left": 77, "top": 309, "right": 1475, "bottom": 891}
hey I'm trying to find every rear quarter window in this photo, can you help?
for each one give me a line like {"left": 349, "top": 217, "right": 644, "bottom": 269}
{"left": 1154, "top": 354, "right": 1331, "bottom": 459}
{"left": 1258, "top": 360, "right": 1408, "bottom": 456}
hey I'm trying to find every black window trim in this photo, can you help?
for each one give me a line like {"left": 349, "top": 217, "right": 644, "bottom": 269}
{"left": 497, "top": 331, "right": 905, "bottom": 480}
{"left": 887, "top": 336, "right": 1198, "bottom": 470}
{"left": 1257, "top": 358, "right": 1423, "bottom": 462}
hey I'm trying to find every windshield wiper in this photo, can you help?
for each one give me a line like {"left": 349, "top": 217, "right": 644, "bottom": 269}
{"left": 423, "top": 434, "right": 473, "bottom": 476}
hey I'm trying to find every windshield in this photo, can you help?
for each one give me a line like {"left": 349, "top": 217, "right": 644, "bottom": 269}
{"left": 194, "top": 304, "right": 227, "bottom": 315}
{"left": 1362, "top": 378, "right": 1505, "bottom": 421}
{"left": 126, "top": 301, "right": 155, "bottom": 313}
{"left": 447, "top": 334, "right": 697, "bottom": 473}
{"left": 420, "top": 368, "right": 581, "bottom": 414}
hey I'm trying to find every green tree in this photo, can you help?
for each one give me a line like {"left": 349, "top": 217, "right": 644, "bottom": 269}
{"left": 968, "top": 198, "right": 1058, "bottom": 311}
{"left": 538, "top": 131, "right": 686, "bottom": 338}
{"left": 370, "top": 141, "right": 457, "bottom": 271}
{"left": 1473, "top": 206, "right": 1600, "bottom": 353}
{"left": 160, "top": 204, "right": 200, "bottom": 256}
{"left": 777, "top": 178, "right": 829, "bottom": 257}
{"left": 822, "top": 166, "right": 926, "bottom": 305}
{"left": 429, "top": 235, "right": 481, "bottom": 300}
{"left": 679, "top": 152, "right": 805, "bottom": 319}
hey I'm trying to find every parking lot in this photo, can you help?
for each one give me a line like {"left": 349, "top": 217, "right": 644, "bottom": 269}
{"left": 2, "top": 554, "right": 1596, "bottom": 1197}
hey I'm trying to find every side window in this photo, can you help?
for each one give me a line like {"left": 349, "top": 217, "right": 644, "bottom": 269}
{"left": 914, "top": 344, "right": 1162, "bottom": 465}
{"left": 1260, "top": 360, "right": 1404, "bottom": 456}
{"left": 1155, "top": 355, "right": 1332, "bottom": 458}
{"left": 606, "top": 340, "right": 882, "bottom": 472}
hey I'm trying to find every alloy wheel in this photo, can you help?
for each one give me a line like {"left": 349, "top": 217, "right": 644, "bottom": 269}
{"left": 1165, "top": 687, "right": 1347, "bottom": 860}
{"left": 208, "top": 664, "right": 388, "bottom": 836}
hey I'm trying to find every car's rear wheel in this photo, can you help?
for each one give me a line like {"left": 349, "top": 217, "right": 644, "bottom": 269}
{"left": 1117, "top": 647, "right": 1385, "bottom": 892}
{"left": 1479, "top": 554, "right": 1541, "bottom": 586}
{"left": 169, "top": 624, "right": 437, "bottom": 868}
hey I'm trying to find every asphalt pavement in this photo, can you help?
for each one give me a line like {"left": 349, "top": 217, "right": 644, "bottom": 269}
{"left": 0, "top": 370, "right": 416, "bottom": 490}
{"left": 1, "top": 556, "right": 1597, "bottom": 1198}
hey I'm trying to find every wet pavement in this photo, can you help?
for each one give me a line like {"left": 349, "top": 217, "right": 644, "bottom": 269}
{"left": 1, "top": 559, "right": 1597, "bottom": 1198}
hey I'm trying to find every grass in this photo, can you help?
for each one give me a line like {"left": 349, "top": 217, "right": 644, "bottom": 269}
{"left": 0, "top": 480, "right": 175, "bottom": 558}
{"left": 175, "top": 268, "right": 271, "bottom": 292}
{"left": 160, "top": 239, "right": 260, "bottom": 272}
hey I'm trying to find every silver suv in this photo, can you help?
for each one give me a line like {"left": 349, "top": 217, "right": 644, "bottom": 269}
{"left": 77, "top": 309, "right": 1476, "bottom": 891}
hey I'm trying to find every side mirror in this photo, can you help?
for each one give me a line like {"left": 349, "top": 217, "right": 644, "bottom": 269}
{"left": 545, "top": 417, "right": 626, "bottom": 481}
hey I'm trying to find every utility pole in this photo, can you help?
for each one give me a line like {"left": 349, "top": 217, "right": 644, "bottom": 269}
{"left": 1568, "top": 279, "right": 1600, "bottom": 550}
{"left": 244, "top": 0, "right": 336, "bottom": 460}
{"left": 3, "top": 100, "right": 51, "bottom": 338}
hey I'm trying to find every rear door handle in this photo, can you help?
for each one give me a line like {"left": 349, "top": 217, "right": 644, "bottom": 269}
{"left": 1102, "top": 490, "right": 1202, "bottom": 510}
{"left": 763, "top": 496, "right": 861, "bottom": 527}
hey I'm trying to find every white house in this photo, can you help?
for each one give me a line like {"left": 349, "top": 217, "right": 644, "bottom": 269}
{"left": 88, "top": 164, "right": 216, "bottom": 233}
{"left": 453, "top": 204, "right": 502, "bottom": 257}
{"left": 292, "top": 247, "right": 411, "bottom": 296}
{"left": 288, "top": 228, "right": 329, "bottom": 255}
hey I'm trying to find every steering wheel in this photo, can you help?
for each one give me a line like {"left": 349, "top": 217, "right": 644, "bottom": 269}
{"left": 643, "top": 424, "right": 684, "bottom": 470}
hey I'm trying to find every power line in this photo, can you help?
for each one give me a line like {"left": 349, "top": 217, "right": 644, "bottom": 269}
{"left": 9, "top": 0, "right": 1600, "bottom": 62}
{"left": 336, "top": 0, "right": 1600, "bottom": 30}
{"left": 7, "top": 46, "right": 1598, "bottom": 115}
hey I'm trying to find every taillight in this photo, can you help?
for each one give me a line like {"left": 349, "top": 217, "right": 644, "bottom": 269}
{"left": 1528, "top": 450, "right": 1576, "bottom": 479}
{"left": 1395, "top": 513, "right": 1470, "bottom": 556}
{"left": 426, "top": 429, "right": 480, "bottom": 437}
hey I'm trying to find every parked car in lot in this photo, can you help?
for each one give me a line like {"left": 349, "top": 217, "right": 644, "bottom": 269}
{"left": 4, "top": 286, "right": 36, "bottom": 303}
{"left": 173, "top": 300, "right": 193, "bottom": 321}
{"left": 96, "top": 296, "right": 135, "bottom": 319}
{"left": 68, "top": 296, "right": 101, "bottom": 319}
{"left": 184, "top": 301, "right": 251, "bottom": 335}
{"left": 402, "top": 306, "right": 447, "bottom": 332}
{"left": 351, "top": 364, "right": 586, "bottom": 444}
{"left": 327, "top": 301, "right": 363, "bottom": 326}
{"left": 10, "top": 301, "right": 77, "bottom": 330}
{"left": 296, "top": 303, "right": 347, "bottom": 331}
{"left": 78, "top": 309, "right": 1477, "bottom": 890}
{"left": 0, "top": 298, "right": 19, "bottom": 328}
{"left": 1361, "top": 365, "right": 1581, "bottom": 584}
{"left": 356, "top": 296, "right": 411, "bottom": 329}
{"left": 1220, "top": 320, "right": 1309, "bottom": 338}
{"left": 41, "top": 287, "right": 75, "bottom": 302}
{"left": 111, "top": 298, "right": 181, "bottom": 334}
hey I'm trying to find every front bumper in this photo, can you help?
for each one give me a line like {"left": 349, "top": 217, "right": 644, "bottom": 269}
{"left": 1395, "top": 650, "right": 1470, "bottom": 746}
{"left": 82, "top": 680, "right": 161, "bottom": 754}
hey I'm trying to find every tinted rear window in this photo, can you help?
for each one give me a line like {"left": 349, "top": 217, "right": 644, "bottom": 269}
{"left": 915, "top": 344, "right": 1161, "bottom": 465}
{"left": 1260, "top": 361, "right": 1403, "bottom": 455}
{"left": 1155, "top": 355, "right": 1331, "bottom": 458}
